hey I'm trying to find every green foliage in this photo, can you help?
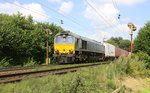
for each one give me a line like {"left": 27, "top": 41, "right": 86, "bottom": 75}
{"left": 108, "top": 56, "right": 149, "bottom": 77}
{"left": 138, "top": 88, "right": 150, "bottom": 93}
{"left": 0, "top": 56, "right": 149, "bottom": 93}
{"left": 23, "top": 58, "right": 37, "bottom": 66}
{"left": 135, "top": 52, "right": 150, "bottom": 68}
{"left": 0, "top": 13, "right": 63, "bottom": 66}
{"left": 0, "top": 65, "right": 119, "bottom": 93}
{"left": 134, "top": 21, "right": 150, "bottom": 55}
{"left": 119, "top": 40, "right": 130, "bottom": 51}
{"left": 106, "top": 37, "right": 130, "bottom": 51}
{"left": 106, "top": 39, "right": 118, "bottom": 46}
{"left": 106, "top": 37, "right": 122, "bottom": 47}
{"left": 0, "top": 57, "right": 12, "bottom": 68}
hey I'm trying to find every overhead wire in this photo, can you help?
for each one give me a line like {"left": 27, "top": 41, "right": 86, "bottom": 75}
{"left": 86, "top": 0, "right": 115, "bottom": 28}
{"left": 89, "top": 0, "right": 125, "bottom": 37}
{"left": 3, "top": 0, "right": 126, "bottom": 40}
{"left": 85, "top": 0, "right": 123, "bottom": 38}
{"left": 4, "top": 0, "right": 91, "bottom": 33}
{"left": 112, "top": 0, "right": 126, "bottom": 34}
{"left": 90, "top": 0, "right": 125, "bottom": 36}
{"left": 35, "top": 0, "right": 93, "bottom": 32}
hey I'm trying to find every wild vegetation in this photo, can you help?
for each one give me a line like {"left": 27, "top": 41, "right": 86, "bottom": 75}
{"left": 106, "top": 37, "right": 130, "bottom": 51}
{"left": 0, "top": 55, "right": 149, "bottom": 93}
{"left": 134, "top": 21, "right": 150, "bottom": 55}
{"left": 0, "top": 13, "right": 63, "bottom": 67}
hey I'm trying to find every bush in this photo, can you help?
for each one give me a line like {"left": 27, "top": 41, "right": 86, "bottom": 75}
{"left": 135, "top": 52, "right": 150, "bottom": 69}
{"left": 0, "top": 58, "right": 12, "bottom": 68}
{"left": 23, "top": 58, "right": 37, "bottom": 66}
{"left": 108, "top": 56, "right": 149, "bottom": 77}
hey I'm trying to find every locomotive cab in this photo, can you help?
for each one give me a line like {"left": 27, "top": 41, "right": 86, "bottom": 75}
{"left": 54, "top": 35, "right": 75, "bottom": 54}
{"left": 53, "top": 31, "right": 76, "bottom": 63}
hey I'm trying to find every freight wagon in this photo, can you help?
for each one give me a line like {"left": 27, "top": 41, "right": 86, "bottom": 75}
{"left": 115, "top": 48, "right": 129, "bottom": 57}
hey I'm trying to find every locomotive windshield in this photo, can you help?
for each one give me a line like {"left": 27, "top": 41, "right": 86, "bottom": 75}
{"left": 55, "top": 36, "right": 64, "bottom": 44}
{"left": 55, "top": 36, "right": 74, "bottom": 44}
{"left": 66, "top": 36, "right": 74, "bottom": 44}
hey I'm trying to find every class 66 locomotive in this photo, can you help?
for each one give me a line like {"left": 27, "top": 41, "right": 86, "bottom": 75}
{"left": 53, "top": 31, "right": 105, "bottom": 63}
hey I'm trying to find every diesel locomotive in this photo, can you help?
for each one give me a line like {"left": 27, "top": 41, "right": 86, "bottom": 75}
{"left": 53, "top": 31, "right": 129, "bottom": 63}
{"left": 53, "top": 31, "right": 105, "bottom": 63}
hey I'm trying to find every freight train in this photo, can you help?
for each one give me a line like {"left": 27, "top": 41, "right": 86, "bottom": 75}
{"left": 53, "top": 31, "right": 129, "bottom": 63}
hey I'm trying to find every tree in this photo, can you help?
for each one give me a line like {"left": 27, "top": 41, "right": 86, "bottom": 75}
{"left": 119, "top": 40, "right": 130, "bottom": 51}
{"left": 106, "top": 37, "right": 130, "bottom": 51}
{"left": 134, "top": 21, "right": 150, "bottom": 55}
{"left": 0, "top": 13, "right": 63, "bottom": 66}
{"left": 106, "top": 37, "right": 123, "bottom": 47}
{"left": 106, "top": 39, "right": 118, "bottom": 47}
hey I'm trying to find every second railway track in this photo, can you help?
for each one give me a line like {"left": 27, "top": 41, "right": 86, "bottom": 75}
{"left": 0, "top": 64, "right": 57, "bottom": 72}
{"left": 0, "top": 62, "right": 109, "bottom": 84}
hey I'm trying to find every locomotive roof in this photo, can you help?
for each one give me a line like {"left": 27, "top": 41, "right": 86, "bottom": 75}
{"left": 56, "top": 31, "right": 103, "bottom": 45}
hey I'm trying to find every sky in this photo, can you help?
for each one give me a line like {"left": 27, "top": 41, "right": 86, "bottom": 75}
{"left": 0, "top": 0, "right": 150, "bottom": 42}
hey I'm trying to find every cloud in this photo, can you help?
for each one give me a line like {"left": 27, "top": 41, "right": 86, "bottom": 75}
{"left": 89, "top": 31, "right": 112, "bottom": 42}
{"left": 59, "top": 1, "right": 73, "bottom": 14}
{"left": 84, "top": 2, "right": 119, "bottom": 29}
{"left": 84, "top": 0, "right": 140, "bottom": 41}
{"left": 47, "top": 0, "right": 61, "bottom": 3}
{"left": 95, "top": 0, "right": 146, "bottom": 5}
{"left": 0, "top": 2, "right": 49, "bottom": 21}
{"left": 120, "top": 17, "right": 130, "bottom": 23}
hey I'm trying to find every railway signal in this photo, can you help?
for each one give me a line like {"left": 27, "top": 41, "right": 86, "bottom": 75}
{"left": 127, "top": 22, "right": 136, "bottom": 54}
{"left": 61, "top": 20, "right": 63, "bottom": 24}
{"left": 118, "top": 14, "right": 121, "bottom": 19}
{"left": 45, "top": 29, "right": 52, "bottom": 65}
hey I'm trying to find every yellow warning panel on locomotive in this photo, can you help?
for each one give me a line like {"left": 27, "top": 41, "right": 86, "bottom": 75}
{"left": 54, "top": 44, "right": 75, "bottom": 54}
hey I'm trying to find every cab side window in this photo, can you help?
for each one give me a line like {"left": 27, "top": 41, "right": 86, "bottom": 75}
{"left": 75, "top": 39, "right": 79, "bottom": 48}
{"left": 82, "top": 40, "right": 87, "bottom": 49}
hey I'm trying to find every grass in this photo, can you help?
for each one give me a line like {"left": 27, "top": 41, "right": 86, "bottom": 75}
{"left": 0, "top": 56, "right": 149, "bottom": 93}
{"left": 138, "top": 88, "right": 150, "bottom": 93}
{"left": 0, "top": 65, "right": 117, "bottom": 93}
{"left": 0, "top": 58, "right": 12, "bottom": 68}
{"left": 27, "top": 61, "right": 110, "bottom": 71}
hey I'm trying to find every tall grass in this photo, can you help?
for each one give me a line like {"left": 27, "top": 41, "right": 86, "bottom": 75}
{"left": 0, "top": 55, "right": 149, "bottom": 93}
{"left": 23, "top": 58, "right": 37, "bottom": 66}
{"left": 107, "top": 55, "right": 149, "bottom": 77}
{"left": 135, "top": 51, "right": 150, "bottom": 69}
{"left": 0, "top": 57, "right": 12, "bottom": 68}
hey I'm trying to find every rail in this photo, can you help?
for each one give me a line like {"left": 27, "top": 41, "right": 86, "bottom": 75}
{"left": 0, "top": 62, "right": 109, "bottom": 84}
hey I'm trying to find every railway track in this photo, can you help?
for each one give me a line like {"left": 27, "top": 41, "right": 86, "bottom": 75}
{"left": 0, "top": 65, "right": 57, "bottom": 72}
{"left": 0, "top": 62, "right": 109, "bottom": 84}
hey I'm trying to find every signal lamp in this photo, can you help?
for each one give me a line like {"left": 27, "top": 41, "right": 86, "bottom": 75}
{"left": 55, "top": 49, "right": 59, "bottom": 53}
{"left": 69, "top": 50, "right": 73, "bottom": 54}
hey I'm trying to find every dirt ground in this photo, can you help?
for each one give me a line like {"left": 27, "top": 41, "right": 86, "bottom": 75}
{"left": 121, "top": 77, "right": 150, "bottom": 93}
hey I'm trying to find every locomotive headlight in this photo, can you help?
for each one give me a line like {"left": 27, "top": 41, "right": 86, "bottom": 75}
{"left": 55, "top": 49, "right": 59, "bottom": 53}
{"left": 69, "top": 49, "right": 73, "bottom": 54}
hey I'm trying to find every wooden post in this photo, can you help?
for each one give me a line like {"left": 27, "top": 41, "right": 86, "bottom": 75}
{"left": 46, "top": 30, "right": 49, "bottom": 65}
{"left": 129, "top": 29, "right": 133, "bottom": 54}
{"left": 49, "top": 46, "right": 51, "bottom": 64}
{"left": 45, "top": 29, "right": 52, "bottom": 65}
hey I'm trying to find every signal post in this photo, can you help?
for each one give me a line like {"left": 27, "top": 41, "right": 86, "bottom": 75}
{"left": 127, "top": 23, "right": 136, "bottom": 54}
{"left": 45, "top": 29, "right": 52, "bottom": 65}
